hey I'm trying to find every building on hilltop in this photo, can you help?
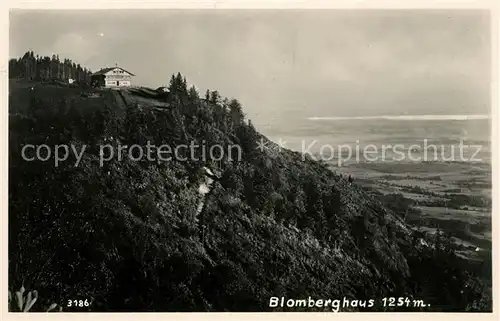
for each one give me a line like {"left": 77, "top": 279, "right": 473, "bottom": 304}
{"left": 91, "top": 65, "right": 135, "bottom": 88}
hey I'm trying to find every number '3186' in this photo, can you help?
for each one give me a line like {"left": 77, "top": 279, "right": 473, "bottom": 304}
{"left": 67, "top": 299, "right": 91, "bottom": 307}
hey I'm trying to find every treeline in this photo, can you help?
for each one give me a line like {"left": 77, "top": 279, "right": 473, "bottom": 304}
{"left": 164, "top": 72, "right": 247, "bottom": 138}
{"left": 415, "top": 194, "right": 491, "bottom": 210}
{"left": 9, "top": 51, "right": 92, "bottom": 85}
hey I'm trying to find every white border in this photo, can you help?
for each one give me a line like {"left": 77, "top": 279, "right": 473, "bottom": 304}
{"left": 1, "top": 1, "right": 498, "bottom": 320}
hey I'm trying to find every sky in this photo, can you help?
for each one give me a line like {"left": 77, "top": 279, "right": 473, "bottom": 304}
{"left": 9, "top": 10, "right": 491, "bottom": 126}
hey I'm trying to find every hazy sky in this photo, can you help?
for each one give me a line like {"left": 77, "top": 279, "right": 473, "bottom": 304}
{"left": 10, "top": 10, "right": 491, "bottom": 125}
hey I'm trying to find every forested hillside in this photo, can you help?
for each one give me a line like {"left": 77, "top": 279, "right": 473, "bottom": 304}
{"left": 8, "top": 53, "right": 492, "bottom": 312}
{"left": 9, "top": 51, "right": 92, "bottom": 85}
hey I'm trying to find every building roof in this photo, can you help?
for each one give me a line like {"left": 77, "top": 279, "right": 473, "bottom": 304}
{"left": 91, "top": 67, "right": 135, "bottom": 76}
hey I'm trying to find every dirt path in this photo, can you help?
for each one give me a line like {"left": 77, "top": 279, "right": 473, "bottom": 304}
{"left": 112, "top": 87, "right": 171, "bottom": 113}
{"left": 110, "top": 89, "right": 128, "bottom": 109}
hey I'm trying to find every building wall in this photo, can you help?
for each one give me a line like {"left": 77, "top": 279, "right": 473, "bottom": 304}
{"left": 104, "top": 68, "right": 133, "bottom": 88}
{"left": 105, "top": 77, "right": 131, "bottom": 88}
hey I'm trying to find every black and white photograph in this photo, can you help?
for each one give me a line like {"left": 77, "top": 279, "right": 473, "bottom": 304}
{"left": 6, "top": 6, "right": 496, "bottom": 314}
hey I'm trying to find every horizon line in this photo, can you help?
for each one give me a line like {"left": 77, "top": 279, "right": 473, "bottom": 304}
{"left": 307, "top": 114, "right": 491, "bottom": 121}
